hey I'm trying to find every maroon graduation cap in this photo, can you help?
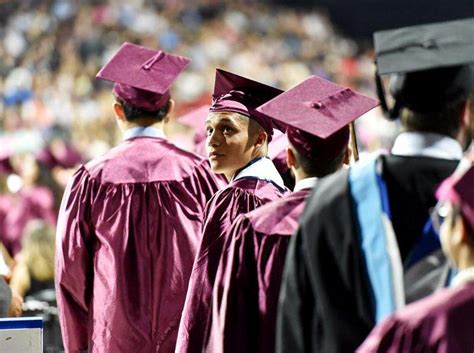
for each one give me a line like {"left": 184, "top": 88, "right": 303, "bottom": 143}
{"left": 179, "top": 105, "right": 210, "bottom": 132}
{"left": 256, "top": 75, "right": 380, "bottom": 161}
{"left": 96, "top": 42, "right": 191, "bottom": 111}
{"left": 209, "top": 69, "right": 285, "bottom": 141}
{"left": 437, "top": 164, "right": 474, "bottom": 232}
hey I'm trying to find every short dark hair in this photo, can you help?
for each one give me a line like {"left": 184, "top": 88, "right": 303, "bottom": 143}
{"left": 292, "top": 145, "right": 347, "bottom": 178}
{"left": 116, "top": 98, "right": 171, "bottom": 122}
{"left": 400, "top": 100, "right": 467, "bottom": 138}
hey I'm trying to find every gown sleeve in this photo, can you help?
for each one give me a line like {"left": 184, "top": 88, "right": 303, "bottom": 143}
{"left": 55, "top": 167, "right": 96, "bottom": 353}
{"left": 209, "top": 213, "right": 293, "bottom": 353}
{"left": 356, "top": 316, "right": 415, "bottom": 353}
{"left": 176, "top": 186, "right": 266, "bottom": 353}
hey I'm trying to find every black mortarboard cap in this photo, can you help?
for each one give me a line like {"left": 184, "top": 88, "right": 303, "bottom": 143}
{"left": 374, "top": 18, "right": 474, "bottom": 118}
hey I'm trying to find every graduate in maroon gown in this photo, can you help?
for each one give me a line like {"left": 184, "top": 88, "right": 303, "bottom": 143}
{"left": 175, "top": 69, "right": 288, "bottom": 353}
{"left": 358, "top": 164, "right": 474, "bottom": 353}
{"left": 179, "top": 105, "right": 211, "bottom": 158}
{"left": 206, "top": 75, "right": 380, "bottom": 353}
{"left": 55, "top": 43, "right": 221, "bottom": 353}
{"left": 4, "top": 152, "right": 60, "bottom": 256}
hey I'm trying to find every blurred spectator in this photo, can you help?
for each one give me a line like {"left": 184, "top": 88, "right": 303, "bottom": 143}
{"left": 10, "top": 220, "right": 55, "bottom": 298}
{"left": 3, "top": 153, "right": 59, "bottom": 255}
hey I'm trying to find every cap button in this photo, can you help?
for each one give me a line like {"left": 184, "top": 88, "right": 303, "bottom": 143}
{"left": 312, "top": 102, "right": 323, "bottom": 109}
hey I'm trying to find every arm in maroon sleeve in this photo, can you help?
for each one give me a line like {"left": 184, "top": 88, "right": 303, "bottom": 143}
{"left": 55, "top": 167, "right": 96, "bottom": 353}
{"left": 207, "top": 215, "right": 259, "bottom": 353}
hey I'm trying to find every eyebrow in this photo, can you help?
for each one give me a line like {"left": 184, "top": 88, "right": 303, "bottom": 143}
{"left": 205, "top": 117, "right": 237, "bottom": 125}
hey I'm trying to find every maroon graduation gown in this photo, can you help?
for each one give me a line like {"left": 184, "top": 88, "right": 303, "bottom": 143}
{"left": 0, "top": 194, "right": 14, "bottom": 246}
{"left": 357, "top": 282, "right": 474, "bottom": 353}
{"left": 207, "top": 189, "right": 311, "bottom": 353}
{"left": 4, "top": 186, "right": 57, "bottom": 255}
{"left": 55, "top": 136, "right": 221, "bottom": 353}
{"left": 176, "top": 177, "right": 288, "bottom": 353}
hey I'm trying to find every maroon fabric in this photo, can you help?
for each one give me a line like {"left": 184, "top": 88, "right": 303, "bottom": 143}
{"left": 96, "top": 42, "right": 190, "bottom": 111}
{"left": 206, "top": 189, "right": 310, "bottom": 353}
{"left": 287, "top": 125, "right": 350, "bottom": 161}
{"left": 3, "top": 186, "right": 56, "bottom": 255}
{"left": 209, "top": 69, "right": 285, "bottom": 141}
{"left": 36, "top": 144, "right": 82, "bottom": 169}
{"left": 256, "top": 75, "right": 379, "bottom": 139}
{"left": 179, "top": 105, "right": 210, "bottom": 131}
{"left": 436, "top": 165, "right": 474, "bottom": 232}
{"left": 357, "top": 283, "right": 474, "bottom": 353}
{"left": 0, "top": 158, "right": 14, "bottom": 175}
{"left": 113, "top": 84, "right": 171, "bottom": 111}
{"left": 0, "top": 194, "right": 15, "bottom": 245}
{"left": 55, "top": 136, "right": 221, "bottom": 353}
{"left": 175, "top": 178, "right": 288, "bottom": 353}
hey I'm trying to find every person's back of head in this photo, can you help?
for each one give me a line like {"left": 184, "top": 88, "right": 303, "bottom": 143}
{"left": 374, "top": 19, "right": 474, "bottom": 146}
{"left": 96, "top": 42, "right": 190, "bottom": 129}
{"left": 255, "top": 75, "right": 379, "bottom": 183}
{"left": 287, "top": 126, "right": 350, "bottom": 179}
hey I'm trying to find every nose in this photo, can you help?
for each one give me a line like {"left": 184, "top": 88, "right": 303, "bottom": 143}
{"left": 207, "top": 129, "right": 220, "bottom": 147}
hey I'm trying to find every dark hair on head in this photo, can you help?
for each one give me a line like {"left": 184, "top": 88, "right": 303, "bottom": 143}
{"left": 116, "top": 97, "right": 171, "bottom": 122}
{"left": 400, "top": 100, "right": 467, "bottom": 138}
{"left": 292, "top": 145, "right": 347, "bottom": 178}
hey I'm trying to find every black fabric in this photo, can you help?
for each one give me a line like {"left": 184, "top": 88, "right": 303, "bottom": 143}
{"left": 374, "top": 18, "right": 474, "bottom": 75}
{"left": 277, "top": 155, "right": 459, "bottom": 353}
{"left": 383, "top": 155, "right": 459, "bottom": 261}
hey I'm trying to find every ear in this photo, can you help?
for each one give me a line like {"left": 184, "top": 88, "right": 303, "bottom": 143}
{"left": 113, "top": 102, "right": 126, "bottom": 121}
{"left": 163, "top": 99, "right": 175, "bottom": 124}
{"left": 254, "top": 130, "right": 268, "bottom": 148}
{"left": 286, "top": 146, "right": 298, "bottom": 169}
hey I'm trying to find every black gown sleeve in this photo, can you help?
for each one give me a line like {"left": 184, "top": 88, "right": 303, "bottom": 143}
{"left": 277, "top": 169, "right": 375, "bottom": 353}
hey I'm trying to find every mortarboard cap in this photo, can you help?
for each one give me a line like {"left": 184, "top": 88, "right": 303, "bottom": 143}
{"left": 96, "top": 42, "right": 191, "bottom": 111}
{"left": 179, "top": 105, "right": 210, "bottom": 132}
{"left": 374, "top": 18, "right": 474, "bottom": 118}
{"left": 209, "top": 69, "right": 285, "bottom": 141}
{"left": 178, "top": 105, "right": 210, "bottom": 152}
{"left": 436, "top": 164, "right": 474, "bottom": 232}
{"left": 257, "top": 75, "right": 379, "bottom": 161}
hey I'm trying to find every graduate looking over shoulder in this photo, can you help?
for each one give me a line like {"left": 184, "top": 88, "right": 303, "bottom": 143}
{"left": 55, "top": 43, "right": 221, "bottom": 353}
{"left": 205, "top": 75, "right": 379, "bottom": 353}
{"left": 358, "top": 163, "right": 474, "bottom": 353}
{"left": 176, "top": 69, "right": 288, "bottom": 353}
{"left": 276, "top": 18, "right": 474, "bottom": 353}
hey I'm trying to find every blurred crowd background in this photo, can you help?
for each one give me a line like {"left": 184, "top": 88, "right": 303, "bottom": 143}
{"left": 1, "top": 0, "right": 468, "bottom": 350}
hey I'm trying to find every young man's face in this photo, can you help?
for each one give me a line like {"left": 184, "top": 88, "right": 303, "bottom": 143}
{"left": 205, "top": 112, "right": 259, "bottom": 181}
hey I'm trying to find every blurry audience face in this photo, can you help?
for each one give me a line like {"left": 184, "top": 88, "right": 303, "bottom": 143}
{"left": 205, "top": 112, "right": 264, "bottom": 180}
{"left": 11, "top": 153, "right": 39, "bottom": 186}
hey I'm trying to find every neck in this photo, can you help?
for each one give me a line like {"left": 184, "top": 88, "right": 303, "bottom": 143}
{"left": 228, "top": 154, "right": 266, "bottom": 181}
{"left": 123, "top": 120, "right": 165, "bottom": 131}
{"left": 292, "top": 167, "right": 311, "bottom": 183}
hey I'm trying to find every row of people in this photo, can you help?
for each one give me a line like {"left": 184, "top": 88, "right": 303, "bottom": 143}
{"left": 55, "top": 17, "right": 473, "bottom": 353}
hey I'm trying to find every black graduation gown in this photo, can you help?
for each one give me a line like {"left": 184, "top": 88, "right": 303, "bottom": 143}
{"left": 276, "top": 155, "right": 459, "bottom": 353}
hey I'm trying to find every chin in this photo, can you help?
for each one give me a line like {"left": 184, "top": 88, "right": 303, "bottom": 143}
{"left": 209, "top": 161, "right": 224, "bottom": 173}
